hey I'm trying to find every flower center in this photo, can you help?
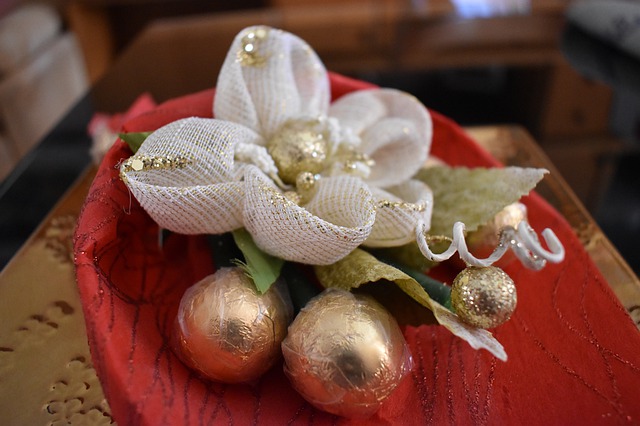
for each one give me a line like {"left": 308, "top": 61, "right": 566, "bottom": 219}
{"left": 268, "top": 118, "right": 330, "bottom": 185}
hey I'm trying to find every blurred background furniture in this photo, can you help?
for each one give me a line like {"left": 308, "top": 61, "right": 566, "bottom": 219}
{"left": 562, "top": 0, "right": 640, "bottom": 275}
{"left": 0, "top": 2, "right": 87, "bottom": 181}
{"left": 71, "top": 0, "right": 617, "bottom": 203}
{"left": 1, "top": 0, "right": 616, "bottom": 194}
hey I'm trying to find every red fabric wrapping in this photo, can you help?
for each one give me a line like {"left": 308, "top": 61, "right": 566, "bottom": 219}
{"left": 88, "top": 93, "right": 157, "bottom": 136}
{"left": 74, "top": 73, "right": 640, "bottom": 425}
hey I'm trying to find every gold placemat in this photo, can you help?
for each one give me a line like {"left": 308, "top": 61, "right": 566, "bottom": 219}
{"left": 0, "top": 166, "right": 113, "bottom": 425}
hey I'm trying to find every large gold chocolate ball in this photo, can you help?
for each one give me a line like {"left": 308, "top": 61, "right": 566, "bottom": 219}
{"left": 173, "top": 268, "right": 292, "bottom": 383}
{"left": 268, "top": 118, "right": 329, "bottom": 184}
{"left": 281, "top": 288, "right": 412, "bottom": 419}
{"left": 451, "top": 266, "right": 517, "bottom": 329}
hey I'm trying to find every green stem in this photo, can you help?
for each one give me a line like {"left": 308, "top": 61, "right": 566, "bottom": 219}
{"left": 381, "top": 258, "right": 452, "bottom": 309}
{"left": 207, "top": 233, "right": 243, "bottom": 269}
{"left": 280, "top": 262, "right": 321, "bottom": 314}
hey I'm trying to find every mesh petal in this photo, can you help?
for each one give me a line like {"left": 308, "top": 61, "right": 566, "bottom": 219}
{"left": 127, "top": 180, "right": 246, "bottom": 234}
{"left": 329, "top": 89, "right": 386, "bottom": 134}
{"left": 364, "top": 179, "right": 433, "bottom": 247}
{"left": 121, "top": 118, "right": 261, "bottom": 234}
{"left": 330, "top": 89, "right": 432, "bottom": 187}
{"left": 243, "top": 169, "right": 375, "bottom": 264}
{"left": 214, "top": 26, "right": 330, "bottom": 139}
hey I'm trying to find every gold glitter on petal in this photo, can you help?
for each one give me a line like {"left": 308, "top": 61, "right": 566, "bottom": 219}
{"left": 237, "top": 27, "right": 270, "bottom": 67}
{"left": 284, "top": 191, "right": 302, "bottom": 205}
{"left": 377, "top": 199, "right": 427, "bottom": 213}
{"left": 120, "top": 155, "right": 191, "bottom": 181}
{"left": 259, "top": 183, "right": 372, "bottom": 245}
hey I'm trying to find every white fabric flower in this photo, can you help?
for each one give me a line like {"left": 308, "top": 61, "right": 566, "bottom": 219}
{"left": 120, "top": 26, "right": 434, "bottom": 265}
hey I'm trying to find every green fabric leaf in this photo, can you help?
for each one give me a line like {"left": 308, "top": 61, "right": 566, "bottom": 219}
{"left": 281, "top": 262, "right": 321, "bottom": 314}
{"left": 232, "top": 228, "right": 284, "bottom": 294}
{"left": 428, "top": 299, "right": 507, "bottom": 361}
{"left": 314, "top": 248, "right": 436, "bottom": 310}
{"left": 207, "top": 233, "right": 243, "bottom": 268}
{"left": 416, "top": 166, "right": 547, "bottom": 237}
{"left": 370, "top": 242, "right": 437, "bottom": 272}
{"left": 379, "top": 257, "right": 452, "bottom": 308}
{"left": 314, "top": 248, "right": 506, "bottom": 360}
{"left": 119, "top": 131, "right": 152, "bottom": 154}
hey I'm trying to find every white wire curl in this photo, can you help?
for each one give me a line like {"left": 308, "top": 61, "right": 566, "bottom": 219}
{"left": 415, "top": 220, "right": 565, "bottom": 270}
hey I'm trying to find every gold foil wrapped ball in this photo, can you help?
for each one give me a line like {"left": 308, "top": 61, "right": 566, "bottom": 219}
{"left": 466, "top": 202, "right": 528, "bottom": 261}
{"left": 173, "top": 267, "right": 293, "bottom": 383}
{"left": 451, "top": 266, "right": 517, "bottom": 329}
{"left": 268, "top": 118, "right": 329, "bottom": 184}
{"left": 281, "top": 288, "right": 412, "bottom": 419}
{"left": 493, "top": 202, "right": 528, "bottom": 231}
{"left": 472, "top": 202, "right": 527, "bottom": 246}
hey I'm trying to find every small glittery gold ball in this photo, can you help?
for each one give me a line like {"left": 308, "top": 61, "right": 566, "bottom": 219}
{"left": 295, "top": 171, "right": 317, "bottom": 192}
{"left": 451, "top": 266, "right": 517, "bottom": 329}
{"left": 294, "top": 171, "right": 318, "bottom": 204}
{"left": 268, "top": 119, "right": 329, "bottom": 184}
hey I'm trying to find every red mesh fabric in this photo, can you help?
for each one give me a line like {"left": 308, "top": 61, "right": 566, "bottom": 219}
{"left": 74, "top": 73, "right": 640, "bottom": 425}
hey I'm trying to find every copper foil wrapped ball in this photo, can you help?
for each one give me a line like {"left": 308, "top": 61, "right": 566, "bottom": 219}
{"left": 451, "top": 266, "right": 517, "bottom": 329}
{"left": 469, "top": 203, "right": 528, "bottom": 256}
{"left": 282, "top": 288, "right": 412, "bottom": 419}
{"left": 173, "top": 267, "right": 293, "bottom": 383}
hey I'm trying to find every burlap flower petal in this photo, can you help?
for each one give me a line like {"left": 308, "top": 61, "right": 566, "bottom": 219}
{"left": 127, "top": 117, "right": 263, "bottom": 181}
{"left": 125, "top": 180, "right": 247, "bottom": 235}
{"left": 242, "top": 168, "right": 375, "bottom": 265}
{"left": 120, "top": 118, "right": 263, "bottom": 234}
{"left": 328, "top": 89, "right": 386, "bottom": 135}
{"left": 330, "top": 89, "right": 432, "bottom": 187}
{"left": 364, "top": 179, "right": 433, "bottom": 247}
{"left": 214, "top": 26, "right": 330, "bottom": 139}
